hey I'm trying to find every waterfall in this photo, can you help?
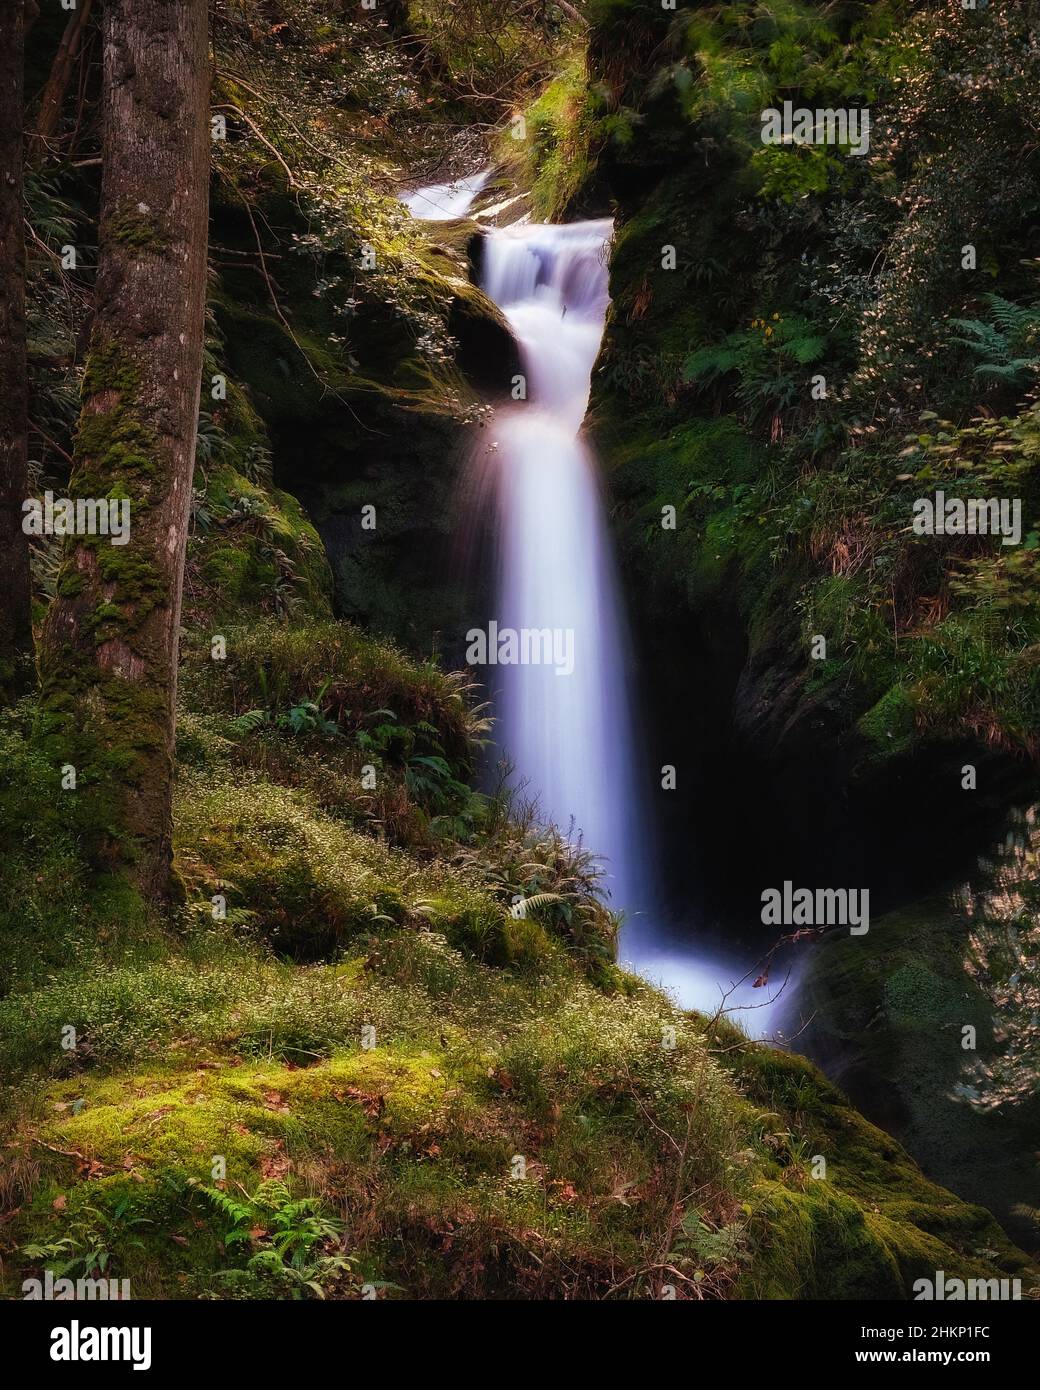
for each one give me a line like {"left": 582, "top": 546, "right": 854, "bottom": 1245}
{"left": 404, "top": 184, "right": 791, "bottom": 1035}
{"left": 478, "top": 219, "right": 652, "bottom": 932}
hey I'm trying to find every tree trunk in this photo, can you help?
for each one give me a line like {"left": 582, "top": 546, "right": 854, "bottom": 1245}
{"left": 31, "top": 0, "right": 94, "bottom": 163}
{"left": 38, "top": 0, "right": 210, "bottom": 903}
{"left": 0, "top": 0, "right": 33, "bottom": 700}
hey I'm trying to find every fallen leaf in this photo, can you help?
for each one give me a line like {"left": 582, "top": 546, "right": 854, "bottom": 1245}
{"left": 260, "top": 1148, "right": 291, "bottom": 1180}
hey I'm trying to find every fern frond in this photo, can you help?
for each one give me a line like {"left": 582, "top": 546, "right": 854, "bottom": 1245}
{"left": 231, "top": 708, "right": 269, "bottom": 738}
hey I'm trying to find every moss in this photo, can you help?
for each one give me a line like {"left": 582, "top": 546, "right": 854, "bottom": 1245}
{"left": 71, "top": 345, "right": 159, "bottom": 498}
{"left": 7, "top": 968, "right": 1035, "bottom": 1301}
{"left": 54, "top": 569, "right": 85, "bottom": 599}
{"left": 106, "top": 204, "right": 169, "bottom": 254}
{"left": 744, "top": 1181, "right": 904, "bottom": 1299}
{"left": 857, "top": 685, "right": 919, "bottom": 760}
{"left": 180, "top": 617, "right": 477, "bottom": 760}
{"left": 200, "top": 539, "right": 254, "bottom": 597}
{"left": 186, "top": 458, "right": 333, "bottom": 624}
{"left": 503, "top": 52, "right": 597, "bottom": 221}
{"left": 2, "top": 721, "right": 1036, "bottom": 1298}
{"left": 794, "top": 867, "right": 1040, "bottom": 1254}
{"left": 37, "top": 337, "right": 171, "bottom": 863}
{"left": 81, "top": 342, "right": 141, "bottom": 399}
{"left": 714, "top": 1025, "right": 1037, "bottom": 1298}
{"left": 171, "top": 772, "right": 535, "bottom": 968}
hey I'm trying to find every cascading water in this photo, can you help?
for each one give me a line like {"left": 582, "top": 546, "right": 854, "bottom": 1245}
{"left": 478, "top": 220, "right": 652, "bottom": 935}
{"left": 403, "top": 171, "right": 489, "bottom": 221}
{"left": 404, "top": 181, "right": 791, "bottom": 1033}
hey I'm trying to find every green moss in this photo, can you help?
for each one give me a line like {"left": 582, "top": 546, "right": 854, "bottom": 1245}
{"left": 180, "top": 617, "right": 476, "bottom": 759}
{"left": 505, "top": 52, "right": 597, "bottom": 221}
{"left": 36, "top": 336, "right": 172, "bottom": 871}
{"left": 7, "top": 962, "right": 1035, "bottom": 1301}
{"left": 2, "top": 723, "right": 1035, "bottom": 1298}
{"left": 71, "top": 344, "right": 159, "bottom": 498}
{"left": 172, "top": 771, "right": 537, "bottom": 968}
{"left": 857, "top": 686, "right": 919, "bottom": 759}
{"left": 54, "top": 569, "right": 85, "bottom": 599}
{"left": 744, "top": 1181, "right": 903, "bottom": 1299}
{"left": 107, "top": 204, "right": 169, "bottom": 254}
{"left": 714, "top": 1026, "right": 1037, "bottom": 1298}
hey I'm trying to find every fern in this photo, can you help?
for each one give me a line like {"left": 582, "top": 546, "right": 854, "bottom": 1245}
{"left": 950, "top": 294, "right": 1040, "bottom": 389}
{"left": 514, "top": 891, "right": 565, "bottom": 916}
{"left": 684, "top": 314, "right": 828, "bottom": 419}
{"left": 988, "top": 293, "right": 1040, "bottom": 337}
{"left": 198, "top": 1180, "right": 350, "bottom": 1296}
{"left": 230, "top": 708, "right": 269, "bottom": 738}
{"left": 198, "top": 1184, "right": 253, "bottom": 1237}
{"left": 669, "top": 1211, "right": 749, "bottom": 1269}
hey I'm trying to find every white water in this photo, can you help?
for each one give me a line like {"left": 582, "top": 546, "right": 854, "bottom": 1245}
{"left": 478, "top": 218, "right": 795, "bottom": 1034}
{"left": 402, "top": 170, "right": 490, "bottom": 221}
{"left": 480, "top": 220, "right": 650, "bottom": 923}
{"left": 404, "top": 185, "right": 791, "bottom": 1035}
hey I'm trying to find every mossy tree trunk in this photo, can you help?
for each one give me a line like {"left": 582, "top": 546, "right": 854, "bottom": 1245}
{"left": 0, "top": 0, "right": 33, "bottom": 700}
{"left": 38, "top": 0, "right": 210, "bottom": 903}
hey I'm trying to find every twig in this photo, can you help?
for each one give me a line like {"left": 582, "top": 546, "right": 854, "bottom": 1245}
{"left": 234, "top": 185, "right": 373, "bottom": 433}
{"left": 214, "top": 103, "right": 298, "bottom": 189}
{"left": 29, "top": 419, "right": 75, "bottom": 466}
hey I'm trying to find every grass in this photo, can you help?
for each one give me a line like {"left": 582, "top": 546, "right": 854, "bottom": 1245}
{"left": 1, "top": 616, "right": 1037, "bottom": 1299}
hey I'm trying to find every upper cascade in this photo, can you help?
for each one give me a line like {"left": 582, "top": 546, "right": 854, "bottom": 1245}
{"left": 480, "top": 219, "right": 613, "bottom": 433}
{"left": 402, "top": 170, "right": 490, "bottom": 220}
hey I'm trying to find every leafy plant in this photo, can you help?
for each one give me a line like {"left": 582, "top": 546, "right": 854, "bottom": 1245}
{"left": 230, "top": 680, "right": 340, "bottom": 739}
{"left": 949, "top": 294, "right": 1040, "bottom": 391}
{"left": 197, "top": 1179, "right": 353, "bottom": 1299}
{"left": 684, "top": 314, "right": 828, "bottom": 419}
{"left": 668, "top": 1210, "right": 749, "bottom": 1271}
{"left": 195, "top": 411, "right": 226, "bottom": 462}
{"left": 22, "top": 1198, "right": 152, "bottom": 1280}
{"left": 279, "top": 679, "right": 340, "bottom": 737}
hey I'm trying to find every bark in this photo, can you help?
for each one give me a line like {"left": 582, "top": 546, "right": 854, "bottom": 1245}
{"left": 0, "top": 0, "right": 33, "bottom": 697}
{"left": 32, "top": 0, "right": 94, "bottom": 162}
{"left": 38, "top": 0, "right": 210, "bottom": 903}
